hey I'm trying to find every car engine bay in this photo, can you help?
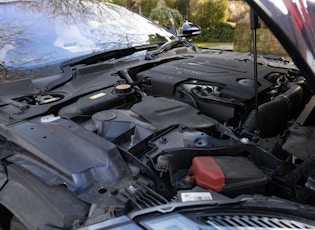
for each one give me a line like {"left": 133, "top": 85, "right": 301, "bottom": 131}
{"left": 0, "top": 50, "right": 315, "bottom": 227}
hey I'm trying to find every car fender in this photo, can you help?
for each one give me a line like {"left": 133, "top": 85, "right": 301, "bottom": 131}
{"left": 0, "top": 164, "right": 89, "bottom": 229}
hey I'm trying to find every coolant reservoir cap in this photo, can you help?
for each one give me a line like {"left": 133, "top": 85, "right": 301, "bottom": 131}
{"left": 115, "top": 84, "right": 132, "bottom": 95}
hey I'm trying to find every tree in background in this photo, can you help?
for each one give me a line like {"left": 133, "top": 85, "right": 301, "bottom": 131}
{"left": 149, "top": 7, "right": 183, "bottom": 29}
{"left": 165, "top": 0, "right": 177, "bottom": 9}
{"left": 101, "top": 0, "right": 227, "bottom": 28}
{"left": 107, "top": 0, "right": 135, "bottom": 8}
{"left": 100, "top": 0, "right": 233, "bottom": 42}
{"left": 176, "top": 0, "right": 189, "bottom": 20}
{"left": 191, "top": 0, "right": 234, "bottom": 42}
{"left": 190, "top": 0, "right": 227, "bottom": 28}
{"left": 139, "top": 0, "right": 158, "bottom": 16}
{"left": 139, "top": 0, "right": 177, "bottom": 17}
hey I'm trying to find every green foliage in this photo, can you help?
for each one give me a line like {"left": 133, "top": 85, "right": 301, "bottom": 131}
{"left": 165, "top": 0, "right": 176, "bottom": 8}
{"left": 109, "top": 0, "right": 124, "bottom": 5}
{"left": 141, "top": 0, "right": 158, "bottom": 17}
{"left": 176, "top": 0, "right": 189, "bottom": 19}
{"left": 194, "top": 22, "right": 235, "bottom": 42}
{"left": 106, "top": 0, "right": 134, "bottom": 7}
{"left": 101, "top": 0, "right": 232, "bottom": 42}
{"left": 149, "top": 7, "right": 184, "bottom": 29}
{"left": 191, "top": 0, "right": 227, "bottom": 28}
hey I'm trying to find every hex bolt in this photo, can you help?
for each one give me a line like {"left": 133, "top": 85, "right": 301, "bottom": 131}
{"left": 158, "top": 136, "right": 167, "bottom": 144}
{"left": 178, "top": 125, "right": 186, "bottom": 133}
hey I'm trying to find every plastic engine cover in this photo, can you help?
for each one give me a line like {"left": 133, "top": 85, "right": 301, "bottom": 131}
{"left": 190, "top": 156, "right": 268, "bottom": 195}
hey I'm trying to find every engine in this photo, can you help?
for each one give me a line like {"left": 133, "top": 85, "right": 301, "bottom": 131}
{"left": 1, "top": 53, "right": 314, "bottom": 227}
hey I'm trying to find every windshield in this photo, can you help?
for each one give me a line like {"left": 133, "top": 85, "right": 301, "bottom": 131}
{"left": 0, "top": 0, "right": 176, "bottom": 81}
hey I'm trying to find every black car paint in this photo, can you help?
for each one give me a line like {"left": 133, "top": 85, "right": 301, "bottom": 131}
{"left": 247, "top": 0, "right": 315, "bottom": 88}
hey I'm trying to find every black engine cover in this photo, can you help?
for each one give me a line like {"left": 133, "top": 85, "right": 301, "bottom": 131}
{"left": 137, "top": 55, "right": 274, "bottom": 101}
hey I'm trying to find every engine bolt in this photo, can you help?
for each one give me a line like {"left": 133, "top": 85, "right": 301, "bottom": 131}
{"left": 240, "top": 137, "right": 250, "bottom": 144}
{"left": 159, "top": 137, "right": 167, "bottom": 144}
{"left": 178, "top": 125, "right": 186, "bottom": 133}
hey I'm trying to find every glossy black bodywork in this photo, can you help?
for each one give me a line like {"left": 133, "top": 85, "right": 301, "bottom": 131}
{"left": 247, "top": 0, "right": 315, "bottom": 88}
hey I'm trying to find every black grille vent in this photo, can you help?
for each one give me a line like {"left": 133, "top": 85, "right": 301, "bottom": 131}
{"left": 203, "top": 215, "right": 315, "bottom": 229}
{"left": 77, "top": 63, "right": 113, "bottom": 77}
{"left": 119, "top": 182, "right": 168, "bottom": 209}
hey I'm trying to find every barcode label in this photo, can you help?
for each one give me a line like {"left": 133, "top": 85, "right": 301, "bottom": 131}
{"left": 181, "top": 192, "right": 213, "bottom": 202}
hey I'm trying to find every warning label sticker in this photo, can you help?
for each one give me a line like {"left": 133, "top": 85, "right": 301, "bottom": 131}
{"left": 181, "top": 192, "right": 213, "bottom": 202}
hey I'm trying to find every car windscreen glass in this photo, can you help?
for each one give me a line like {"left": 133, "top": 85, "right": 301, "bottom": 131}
{"left": 0, "top": 1, "right": 176, "bottom": 80}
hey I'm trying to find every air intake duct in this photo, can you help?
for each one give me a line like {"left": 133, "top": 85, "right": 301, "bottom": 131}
{"left": 242, "top": 83, "right": 303, "bottom": 137}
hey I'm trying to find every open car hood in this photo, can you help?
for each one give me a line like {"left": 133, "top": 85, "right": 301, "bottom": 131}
{"left": 246, "top": 0, "right": 315, "bottom": 88}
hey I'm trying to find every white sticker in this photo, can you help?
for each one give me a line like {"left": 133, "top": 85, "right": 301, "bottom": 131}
{"left": 89, "top": 92, "right": 106, "bottom": 100}
{"left": 41, "top": 114, "right": 61, "bottom": 123}
{"left": 181, "top": 192, "right": 213, "bottom": 202}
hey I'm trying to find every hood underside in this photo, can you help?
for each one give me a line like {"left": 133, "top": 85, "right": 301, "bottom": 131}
{"left": 246, "top": 0, "right": 315, "bottom": 88}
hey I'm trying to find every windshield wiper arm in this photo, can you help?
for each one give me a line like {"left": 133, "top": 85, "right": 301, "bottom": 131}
{"left": 145, "top": 40, "right": 187, "bottom": 60}
{"left": 66, "top": 44, "right": 159, "bottom": 67}
{"left": 43, "top": 44, "right": 158, "bottom": 92}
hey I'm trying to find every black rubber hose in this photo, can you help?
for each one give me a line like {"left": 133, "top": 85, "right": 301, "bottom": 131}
{"left": 119, "top": 70, "right": 145, "bottom": 97}
{"left": 242, "top": 83, "right": 303, "bottom": 138}
{"left": 287, "top": 155, "right": 315, "bottom": 187}
{"left": 242, "top": 110, "right": 256, "bottom": 134}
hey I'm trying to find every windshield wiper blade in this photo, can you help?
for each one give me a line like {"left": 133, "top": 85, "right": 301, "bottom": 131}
{"left": 43, "top": 44, "right": 158, "bottom": 92}
{"left": 145, "top": 40, "right": 187, "bottom": 60}
{"left": 65, "top": 44, "right": 159, "bottom": 67}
